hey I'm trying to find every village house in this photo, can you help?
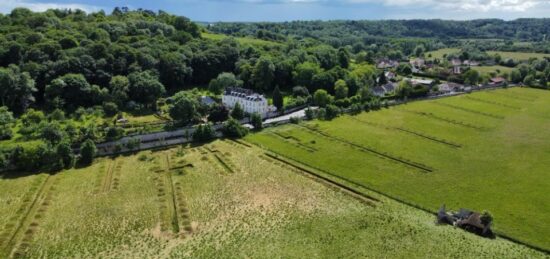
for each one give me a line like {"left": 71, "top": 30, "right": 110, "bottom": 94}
{"left": 489, "top": 77, "right": 507, "bottom": 87}
{"left": 372, "top": 82, "right": 397, "bottom": 97}
{"left": 222, "top": 87, "right": 276, "bottom": 118}
{"left": 451, "top": 58, "right": 462, "bottom": 66}
{"left": 409, "top": 78, "right": 433, "bottom": 87}
{"left": 464, "top": 60, "right": 480, "bottom": 66}
{"left": 437, "top": 206, "right": 494, "bottom": 238}
{"left": 376, "top": 59, "right": 399, "bottom": 69}
{"left": 437, "top": 82, "right": 464, "bottom": 93}
{"left": 409, "top": 58, "right": 425, "bottom": 68}
{"left": 452, "top": 66, "right": 462, "bottom": 74}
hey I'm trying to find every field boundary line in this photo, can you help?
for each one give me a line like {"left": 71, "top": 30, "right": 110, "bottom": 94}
{"left": 399, "top": 109, "right": 487, "bottom": 130}
{"left": 432, "top": 102, "right": 505, "bottom": 120}
{"left": 262, "top": 153, "right": 378, "bottom": 206}
{"left": 487, "top": 91, "right": 537, "bottom": 102}
{"left": 165, "top": 155, "right": 180, "bottom": 235}
{"left": 101, "top": 159, "right": 116, "bottom": 192}
{"left": 349, "top": 117, "right": 462, "bottom": 148}
{"left": 295, "top": 124, "right": 434, "bottom": 173}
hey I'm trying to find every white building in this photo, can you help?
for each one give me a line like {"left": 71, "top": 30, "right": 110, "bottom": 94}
{"left": 222, "top": 87, "right": 276, "bottom": 118}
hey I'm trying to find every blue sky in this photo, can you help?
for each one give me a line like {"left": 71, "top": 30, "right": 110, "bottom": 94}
{"left": 1, "top": 0, "right": 549, "bottom": 22}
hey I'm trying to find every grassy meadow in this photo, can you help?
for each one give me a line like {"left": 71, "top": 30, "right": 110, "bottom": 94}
{"left": 472, "top": 65, "right": 513, "bottom": 76}
{"left": 247, "top": 87, "right": 550, "bottom": 251}
{"left": 1, "top": 138, "right": 546, "bottom": 257}
{"left": 425, "top": 48, "right": 460, "bottom": 60}
{"left": 486, "top": 51, "right": 550, "bottom": 60}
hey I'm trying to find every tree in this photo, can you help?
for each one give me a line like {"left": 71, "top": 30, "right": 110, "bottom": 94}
{"left": 397, "top": 64, "right": 412, "bottom": 76}
{"left": 208, "top": 104, "right": 229, "bottom": 123}
{"left": 313, "top": 89, "right": 333, "bottom": 108}
{"left": 169, "top": 92, "right": 198, "bottom": 124}
{"left": 79, "top": 139, "right": 97, "bottom": 165}
{"left": 463, "top": 70, "right": 480, "bottom": 85}
{"left": 45, "top": 74, "right": 101, "bottom": 110}
{"left": 252, "top": 56, "right": 275, "bottom": 91}
{"left": 378, "top": 71, "right": 387, "bottom": 85}
{"left": 56, "top": 142, "right": 75, "bottom": 169}
{"left": 334, "top": 80, "right": 348, "bottom": 100}
{"left": 324, "top": 104, "right": 340, "bottom": 120}
{"left": 40, "top": 122, "right": 65, "bottom": 144}
{"left": 230, "top": 102, "right": 245, "bottom": 120}
{"left": 128, "top": 71, "right": 166, "bottom": 107}
{"left": 109, "top": 76, "right": 130, "bottom": 106}
{"left": 159, "top": 52, "right": 192, "bottom": 90}
{"left": 337, "top": 48, "right": 350, "bottom": 68}
{"left": 0, "top": 65, "right": 37, "bottom": 114}
{"left": 0, "top": 106, "right": 14, "bottom": 140}
{"left": 222, "top": 117, "right": 249, "bottom": 138}
{"left": 396, "top": 80, "right": 413, "bottom": 99}
{"left": 208, "top": 72, "right": 241, "bottom": 95}
{"left": 192, "top": 123, "right": 215, "bottom": 142}
{"left": 523, "top": 75, "right": 536, "bottom": 86}
{"left": 272, "top": 85, "right": 283, "bottom": 111}
{"left": 293, "top": 62, "right": 322, "bottom": 90}
{"left": 250, "top": 113, "right": 263, "bottom": 130}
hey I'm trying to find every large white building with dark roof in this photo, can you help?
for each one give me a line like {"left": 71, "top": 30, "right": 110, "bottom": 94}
{"left": 222, "top": 87, "right": 276, "bottom": 117}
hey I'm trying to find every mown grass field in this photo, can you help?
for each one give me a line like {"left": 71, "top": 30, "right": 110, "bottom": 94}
{"left": 486, "top": 51, "right": 550, "bottom": 60}
{"left": 247, "top": 87, "right": 550, "bottom": 251}
{"left": 426, "top": 48, "right": 460, "bottom": 60}
{"left": 472, "top": 65, "right": 513, "bottom": 76}
{"left": 1, "top": 139, "right": 546, "bottom": 257}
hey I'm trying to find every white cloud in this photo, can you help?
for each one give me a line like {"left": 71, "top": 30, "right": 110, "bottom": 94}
{"left": 0, "top": 0, "right": 103, "bottom": 13}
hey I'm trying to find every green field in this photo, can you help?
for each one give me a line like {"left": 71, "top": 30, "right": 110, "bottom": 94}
{"left": 426, "top": 48, "right": 460, "bottom": 60}
{"left": 247, "top": 87, "right": 550, "bottom": 251}
{"left": 1, "top": 140, "right": 545, "bottom": 257}
{"left": 487, "top": 51, "right": 550, "bottom": 60}
{"left": 472, "top": 65, "right": 513, "bottom": 76}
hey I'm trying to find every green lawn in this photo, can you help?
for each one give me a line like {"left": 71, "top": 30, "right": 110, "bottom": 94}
{"left": 1, "top": 140, "right": 545, "bottom": 257}
{"left": 487, "top": 51, "right": 550, "bottom": 61}
{"left": 247, "top": 87, "right": 550, "bottom": 251}
{"left": 472, "top": 65, "right": 513, "bottom": 76}
{"left": 426, "top": 48, "right": 460, "bottom": 60}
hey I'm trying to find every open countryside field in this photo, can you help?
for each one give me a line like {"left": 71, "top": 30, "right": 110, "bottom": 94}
{"left": 486, "top": 51, "right": 550, "bottom": 60}
{"left": 247, "top": 87, "right": 550, "bottom": 251}
{"left": 425, "top": 48, "right": 460, "bottom": 60}
{"left": 0, "top": 140, "right": 545, "bottom": 258}
{"left": 472, "top": 65, "right": 513, "bottom": 76}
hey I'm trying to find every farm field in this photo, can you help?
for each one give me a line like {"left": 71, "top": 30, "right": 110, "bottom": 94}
{"left": 472, "top": 65, "right": 513, "bottom": 76}
{"left": 0, "top": 140, "right": 545, "bottom": 257}
{"left": 486, "top": 51, "right": 550, "bottom": 60}
{"left": 247, "top": 87, "right": 550, "bottom": 251}
{"left": 425, "top": 48, "right": 460, "bottom": 60}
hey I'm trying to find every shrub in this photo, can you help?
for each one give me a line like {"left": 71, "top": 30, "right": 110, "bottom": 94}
{"left": 289, "top": 116, "right": 301, "bottom": 124}
{"left": 79, "top": 139, "right": 97, "bottom": 165}
{"left": 105, "top": 126, "right": 124, "bottom": 141}
{"left": 222, "top": 118, "right": 249, "bottom": 138}
{"left": 192, "top": 123, "right": 215, "bottom": 142}
{"left": 305, "top": 107, "right": 315, "bottom": 120}
{"left": 230, "top": 103, "right": 245, "bottom": 120}
{"left": 103, "top": 102, "right": 119, "bottom": 117}
{"left": 250, "top": 113, "right": 263, "bottom": 130}
{"left": 324, "top": 105, "right": 340, "bottom": 120}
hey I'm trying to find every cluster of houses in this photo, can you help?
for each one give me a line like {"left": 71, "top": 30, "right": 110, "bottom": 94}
{"left": 437, "top": 205, "right": 494, "bottom": 238}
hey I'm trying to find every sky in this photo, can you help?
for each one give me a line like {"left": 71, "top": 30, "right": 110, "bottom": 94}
{"left": 0, "top": 0, "right": 549, "bottom": 22}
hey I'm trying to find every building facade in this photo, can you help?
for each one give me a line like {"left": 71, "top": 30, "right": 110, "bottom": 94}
{"left": 222, "top": 87, "right": 275, "bottom": 118}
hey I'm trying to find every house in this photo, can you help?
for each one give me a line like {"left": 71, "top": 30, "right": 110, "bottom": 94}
{"left": 464, "top": 60, "right": 480, "bottom": 66}
{"left": 409, "top": 78, "right": 433, "bottom": 86}
{"left": 385, "top": 71, "right": 397, "bottom": 81}
{"left": 489, "top": 77, "right": 507, "bottom": 87}
{"left": 409, "top": 58, "right": 425, "bottom": 68}
{"left": 376, "top": 59, "right": 399, "bottom": 69}
{"left": 372, "top": 82, "right": 397, "bottom": 97}
{"left": 222, "top": 87, "right": 276, "bottom": 118}
{"left": 437, "top": 82, "right": 464, "bottom": 93}
{"left": 437, "top": 205, "right": 494, "bottom": 238}
{"left": 452, "top": 66, "right": 462, "bottom": 74}
{"left": 451, "top": 58, "right": 462, "bottom": 66}
{"left": 200, "top": 96, "right": 216, "bottom": 106}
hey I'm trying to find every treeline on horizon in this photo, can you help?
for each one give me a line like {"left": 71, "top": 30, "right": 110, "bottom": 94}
{"left": 208, "top": 19, "right": 550, "bottom": 51}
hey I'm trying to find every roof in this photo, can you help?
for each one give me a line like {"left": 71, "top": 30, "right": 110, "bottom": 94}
{"left": 490, "top": 77, "right": 506, "bottom": 83}
{"left": 409, "top": 78, "right": 433, "bottom": 85}
{"left": 438, "top": 82, "right": 463, "bottom": 92}
{"left": 224, "top": 87, "right": 267, "bottom": 102}
{"left": 200, "top": 96, "right": 216, "bottom": 106}
{"left": 458, "top": 212, "right": 485, "bottom": 229}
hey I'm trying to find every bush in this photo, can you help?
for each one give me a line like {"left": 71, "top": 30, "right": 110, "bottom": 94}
{"left": 124, "top": 138, "right": 141, "bottom": 151}
{"left": 230, "top": 102, "right": 245, "bottom": 120}
{"left": 79, "top": 139, "right": 97, "bottom": 165}
{"left": 192, "top": 123, "right": 215, "bottom": 142}
{"left": 105, "top": 126, "right": 124, "bottom": 141}
{"left": 250, "top": 113, "right": 263, "bottom": 130}
{"left": 289, "top": 116, "right": 302, "bottom": 124}
{"left": 292, "top": 86, "right": 309, "bottom": 97}
{"left": 222, "top": 118, "right": 249, "bottom": 138}
{"left": 305, "top": 107, "right": 315, "bottom": 120}
{"left": 324, "top": 105, "right": 340, "bottom": 120}
{"left": 103, "top": 102, "right": 119, "bottom": 117}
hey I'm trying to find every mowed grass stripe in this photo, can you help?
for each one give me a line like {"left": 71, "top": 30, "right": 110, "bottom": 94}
{"left": 432, "top": 102, "right": 505, "bottom": 120}
{"left": 295, "top": 124, "right": 434, "bottom": 172}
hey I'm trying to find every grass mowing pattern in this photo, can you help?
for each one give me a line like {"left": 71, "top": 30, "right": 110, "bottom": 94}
{"left": 296, "top": 124, "right": 434, "bottom": 172}
{"left": 0, "top": 139, "right": 547, "bottom": 257}
{"left": 247, "top": 87, "right": 550, "bottom": 251}
{"left": 464, "top": 95, "right": 522, "bottom": 110}
{"left": 433, "top": 101, "right": 505, "bottom": 120}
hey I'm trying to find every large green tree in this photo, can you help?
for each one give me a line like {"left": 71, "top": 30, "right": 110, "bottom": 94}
{"left": 0, "top": 65, "right": 36, "bottom": 114}
{"left": 169, "top": 92, "right": 199, "bottom": 124}
{"left": 252, "top": 56, "right": 275, "bottom": 91}
{"left": 128, "top": 71, "right": 166, "bottom": 107}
